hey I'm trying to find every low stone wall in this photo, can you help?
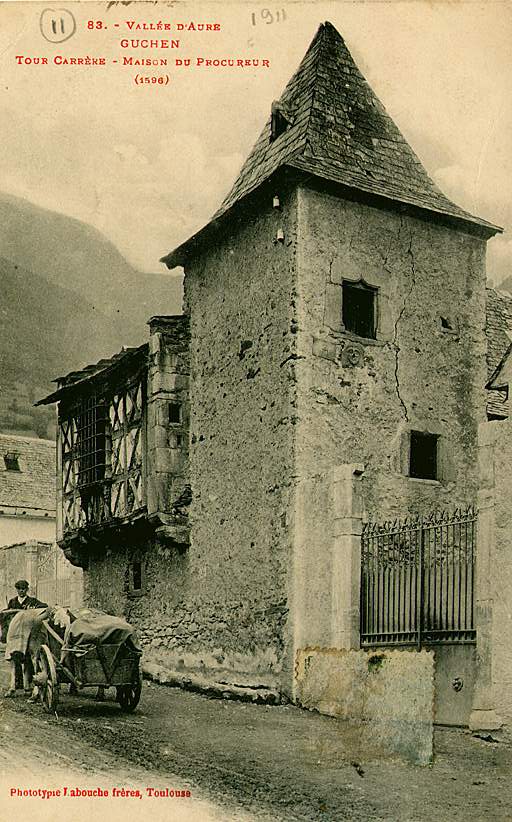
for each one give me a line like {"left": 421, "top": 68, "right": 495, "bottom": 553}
{"left": 295, "top": 647, "right": 434, "bottom": 765}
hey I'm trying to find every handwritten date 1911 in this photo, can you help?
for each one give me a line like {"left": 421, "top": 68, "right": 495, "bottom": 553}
{"left": 250, "top": 9, "right": 287, "bottom": 27}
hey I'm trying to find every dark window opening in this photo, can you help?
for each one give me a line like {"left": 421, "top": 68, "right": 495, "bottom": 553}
{"left": 342, "top": 281, "right": 377, "bottom": 339}
{"left": 440, "top": 316, "right": 452, "bottom": 331}
{"left": 176, "top": 434, "right": 183, "bottom": 447}
{"left": 131, "top": 559, "right": 142, "bottom": 592}
{"left": 4, "top": 453, "right": 20, "bottom": 471}
{"left": 270, "top": 104, "right": 289, "bottom": 142}
{"left": 169, "top": 402, "right": 182, "bottom": 424}
{"left": 76, "top": 395, "right": 107, "bottom": 488}
{"left": 409, "top": 431, "right": 438, "bottom": 480}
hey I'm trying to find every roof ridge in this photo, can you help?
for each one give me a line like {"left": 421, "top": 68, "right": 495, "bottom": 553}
{"left": 163, "top": 20, "right": 501, "bottom": 268}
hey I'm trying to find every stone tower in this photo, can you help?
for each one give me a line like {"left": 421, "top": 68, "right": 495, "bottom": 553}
{"left": 163, "top": 22, "right": 501, "bottom": 696}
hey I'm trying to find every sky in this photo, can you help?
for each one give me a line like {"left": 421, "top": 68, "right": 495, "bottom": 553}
{"left": 0, "top": 0, "right": 511, "bottom": 283}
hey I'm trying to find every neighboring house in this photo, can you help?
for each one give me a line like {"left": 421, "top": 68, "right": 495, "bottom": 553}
{"left": 0, "top": 433, "right": 55, "bottom": 546}
{"left": 486, "top": 287, "right": 512, "bottom": 419}
{"left": 0, "top": 433, "right": 83, "bottom": 606}
{"left": 0, "top": 539, "right": 82, "bottom": 609}
{"left": 40, "top": 22, "right": 502, "bottom": 705}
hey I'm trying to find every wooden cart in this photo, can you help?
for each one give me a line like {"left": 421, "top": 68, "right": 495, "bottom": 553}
{"left": 34, "top": 618, "right": 143, "bottom": 714}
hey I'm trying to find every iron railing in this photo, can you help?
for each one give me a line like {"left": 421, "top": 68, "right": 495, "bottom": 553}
{"left": 360, "top": 506, "right": 476, "bottom": 648}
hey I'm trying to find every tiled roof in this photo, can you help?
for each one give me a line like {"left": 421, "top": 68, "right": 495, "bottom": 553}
{"left": 485, "top": 287, "right": 512, "bottom": 418}
{"left": 37, "top": 343, "right": 148, "bottom": 406}
{"left": 163, "top": 21, "right": 500, "bottom": 267}
{"left": 0, "top": 434, "right": 55, "bottom": 512}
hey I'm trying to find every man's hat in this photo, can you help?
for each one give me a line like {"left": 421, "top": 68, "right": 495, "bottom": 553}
{"left": 14, "top": 579, "right": 29, "bottom": 591}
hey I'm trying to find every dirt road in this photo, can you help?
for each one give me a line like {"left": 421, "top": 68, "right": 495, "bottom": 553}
{"left": 1, "top": 669, "right": 511, "bottom": 822}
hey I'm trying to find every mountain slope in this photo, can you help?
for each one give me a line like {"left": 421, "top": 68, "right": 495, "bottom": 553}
{"left": 0, "top": 193, "right": 183, "bottom": 438}
{"left": 0, "top": 256, "right": 131, "bottom": 437}
{"left": 0, "top": 191, "right": 183, "bottom": 344}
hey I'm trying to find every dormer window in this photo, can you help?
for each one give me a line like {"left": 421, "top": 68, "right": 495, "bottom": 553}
{"left": 4, "top": 452, "right": 20, "bottom": 471}
{"left": 270, "top": 102, "right": 290, "bottom": 142}
{"left": 342, "top": 280, "right": 377, "bottom": 339}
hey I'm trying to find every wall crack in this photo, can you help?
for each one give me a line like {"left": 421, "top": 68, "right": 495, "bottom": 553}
{"left": 393, "top": 218, "right": 417, "bottom": 422}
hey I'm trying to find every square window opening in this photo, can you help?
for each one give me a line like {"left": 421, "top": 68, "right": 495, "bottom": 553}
{"left": 409, "top": 431, "right": 438, "bottom": 480}
{"left": 169, "top": 402, "right": 182, "bottom": 424}
{"left": 4, "top": 453, "right": 20, "bottom": 471}
{"left": 342, "top": 281, "right": 377, "bottom": 339}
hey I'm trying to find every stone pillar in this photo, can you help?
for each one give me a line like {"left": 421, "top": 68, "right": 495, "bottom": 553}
{"left": 469, "top": 421, "right": 504, "bottom": 732}
{"left": 292, "top": 462, "right": 365, "bottom": 697}
{"left": 25, "top": 540, "right": 39, "bottom": 596}
{"left": 146, "top": 316, "right": 190, "bottom": 518}
{"left": 331, "top": 464, "right": 364, "bottom": 649}
{"left": 69, "top": 566, "right": 84, "bottom": 609}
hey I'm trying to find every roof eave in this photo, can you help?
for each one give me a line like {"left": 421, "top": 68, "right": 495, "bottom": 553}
{"left": 36, "top": 343, "right": 148, "bottom": 407}
{"left": 162, "top": 165, "right": 503, "bottom": 269}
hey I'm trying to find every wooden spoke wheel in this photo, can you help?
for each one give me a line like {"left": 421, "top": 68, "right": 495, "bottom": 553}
{"left": 36, "top": 644, "right": 59, "bottom": 713}
{"left": 116, "top": 670, "right": 142, "bottom": 712}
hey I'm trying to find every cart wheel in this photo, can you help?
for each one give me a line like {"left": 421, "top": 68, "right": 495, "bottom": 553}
{"left": 36, "top": 645, "right": 59, "bottom": 713}
{"left": 116, "top": 671, "right": 142, "bottom": 712}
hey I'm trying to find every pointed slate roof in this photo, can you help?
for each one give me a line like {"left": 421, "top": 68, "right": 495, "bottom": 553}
{"left": 163, "top": 21, "right": 500, "bottom": 267}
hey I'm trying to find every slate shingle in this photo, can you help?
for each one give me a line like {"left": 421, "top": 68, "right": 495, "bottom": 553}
{"left": 0, "top": 434, "right": 55, "bottom": 511}
{"left": 163, "top": 22, "right": 500, "bottom": 268}
{"left": 485, "top": 287, "right": 512, "bottom": 418}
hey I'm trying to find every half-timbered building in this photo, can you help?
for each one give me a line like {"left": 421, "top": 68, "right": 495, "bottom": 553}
{"left": 37, "top": 316, "right": 190, "bottom": 617}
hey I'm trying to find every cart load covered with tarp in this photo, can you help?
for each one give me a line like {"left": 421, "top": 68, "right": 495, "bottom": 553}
{"left": 34, "top": 607, "right": 142, "bottom": 714}
{"left": 61, "top": 609, "right": 140, "bottom": 657}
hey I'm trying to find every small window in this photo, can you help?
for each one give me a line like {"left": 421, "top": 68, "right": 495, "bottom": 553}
{"left": 4, "top": 453, "right": 20, "bottom": 471}
{"left": 270, "top": 103, "right": 290, "bottom": 142}
{"left": 409, "top": 431, "right": 438, "bottom": 480}
{"left": 342, "top": 281, "right": 377, "bottom": 339}
{"left": 169, "top": 402, "right": 181, "bottom": 424}
{"left": 129, "top": 557, "right": 143, "bottom": 595}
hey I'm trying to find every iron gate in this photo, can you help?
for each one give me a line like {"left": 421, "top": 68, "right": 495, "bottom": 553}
{"left": 360, "top": 506, "right": 476, "bottom": 648}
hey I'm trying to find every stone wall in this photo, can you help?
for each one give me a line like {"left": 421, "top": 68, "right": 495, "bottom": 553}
{"left": 292, "top": 186, "right": 487, "bottom": 652}
{"left": 296, "top": 647, "right": 434, "bottom": 765}
{"left": 178, "top": 187, "right": 300, "bottom": 692}
{"left": 470, "top": 420, "right": 512, "bottom": 736}
{"left": 83, "top": 188, "right": 300, "bottom": 692}
{"left": 83, "top": 533, "right": 283, "bottom": 686}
